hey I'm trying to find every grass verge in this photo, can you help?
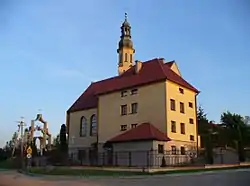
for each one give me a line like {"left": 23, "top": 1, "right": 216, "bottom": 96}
{"left": 153, "top": 165, "right": 250, "bottom": 175}
{"left": 27, "top": 167, "right": 147, "bottom": 177}
{"left": 0, "top": 160, "right": 17, "bottom": 170}
{"left": 25, "top": 165, "right": 250, "bottom": 177}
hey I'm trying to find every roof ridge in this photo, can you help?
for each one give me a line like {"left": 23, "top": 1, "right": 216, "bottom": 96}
{"left": 92, "top": 58, "right": 160, "bottom": 84}
{"left": 158, "top": 58, "right": 167, "bottom": 74}
{"left": 107, "top": 122, "right": 170, "bottom": 143}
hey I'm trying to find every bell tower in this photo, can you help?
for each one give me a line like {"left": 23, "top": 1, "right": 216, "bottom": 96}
{"left": 117, "top": 13, "right": 135, "bottom": 75}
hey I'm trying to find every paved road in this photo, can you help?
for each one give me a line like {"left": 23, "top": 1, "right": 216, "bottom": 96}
{"left": 0, "top": 169, "right": 250, "bottom": 186}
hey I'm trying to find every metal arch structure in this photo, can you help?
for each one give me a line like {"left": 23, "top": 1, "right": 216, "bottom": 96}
{"left": 29, "top": 113, "right": 52, "bottom": 155}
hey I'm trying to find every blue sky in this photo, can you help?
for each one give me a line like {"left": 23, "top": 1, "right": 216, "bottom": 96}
{"left": 0, "top": 0, "right": 249, "bottom": 147}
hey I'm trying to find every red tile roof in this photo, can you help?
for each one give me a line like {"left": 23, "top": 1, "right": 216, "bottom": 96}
{"left": 165, "top": 61, "right": 174, "bottom": 67}
{"left": 107, "top": 123, "right": 171, "bottom": 143}
{"left": 68, "top": 58, "right": 199, "bottom": 113}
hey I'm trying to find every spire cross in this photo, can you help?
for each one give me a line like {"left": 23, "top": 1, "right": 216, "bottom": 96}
{"left": 125, "top": 12, "right": 128, "bottom": 21}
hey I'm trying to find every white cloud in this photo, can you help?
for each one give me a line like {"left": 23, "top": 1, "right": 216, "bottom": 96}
{"left": 54, "top": 68, "right": 84, "bottom": 78}
{"left": 46, "top": 66, "right": 85, "bottom": 79}
{"left": 45, "top": 65, "right": 100, "bottom": 84}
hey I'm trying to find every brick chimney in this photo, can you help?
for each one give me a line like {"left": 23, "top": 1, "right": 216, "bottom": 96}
{"left": 135, "top": 60, "right": 142, "bottom": 74}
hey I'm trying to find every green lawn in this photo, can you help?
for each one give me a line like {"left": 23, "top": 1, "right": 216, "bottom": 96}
{"left": 26, "top": 165, "right": 250, "bottom": 177}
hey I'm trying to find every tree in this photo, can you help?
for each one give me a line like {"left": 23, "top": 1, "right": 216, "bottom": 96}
{"left": 53, "top": 134, "right": 60, "bottom": 148}
{"left": 197, "top": 106, "right": 209, "bottom": 123}
{"left": 197, "top": 106, "right": 210, "bottom": 135}
{"left": 197, "top": 105, "right": 215, "bottom": 163}
{"left": 59, "top": 124, "right": 67, "bottom": 153}
{"left": 30, "top": 139, "right": 38, "bottom": 157}
{"left": 221, "top": 111, "right": 248, "bottom": 162}
{"left": 243, "top": 116, "right": 250, "bottom": 125}
{"left": 47, "top": 124, "right": 68, "bottom": 165}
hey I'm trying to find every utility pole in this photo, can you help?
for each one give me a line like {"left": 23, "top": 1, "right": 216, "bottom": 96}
{"left": 17, "top": 117, "right": 26, "bottom": 169}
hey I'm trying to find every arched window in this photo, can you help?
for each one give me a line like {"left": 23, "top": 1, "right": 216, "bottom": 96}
{"left": 119, "top": 53, "right": 122, "bottom": 63}
{"left": 90, "top": 114, "right": 97, "bottom": 136}
{"left": 125, "top": 53, "right": 128, "bottom": 62}
{"left": 80, "top": 116, "right": 87, "bottom": 137}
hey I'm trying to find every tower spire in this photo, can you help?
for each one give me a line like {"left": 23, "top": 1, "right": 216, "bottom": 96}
{"left": 117, "top": 13, "right": 135, "bottom": 75}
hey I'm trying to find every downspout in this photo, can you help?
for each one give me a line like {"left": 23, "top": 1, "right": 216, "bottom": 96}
{"left": 164, "top": 81, "right": 167, "bottom": 136}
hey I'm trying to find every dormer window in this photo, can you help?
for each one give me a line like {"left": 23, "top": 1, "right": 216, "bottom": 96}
{"left": 131, "top": 88, "right": 138, "bottom": 95}
{"left": 179, "top": 88, "right": 184, "bottom": 94}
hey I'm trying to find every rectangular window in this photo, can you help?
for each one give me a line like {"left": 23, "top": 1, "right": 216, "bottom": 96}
{"left": 170, "top": 99, "right": 176, "bottom": 111}
{"left": 158, "top": 144, "right": 164, "bottom": 154}
{"left": 131, "top": 88, "right": 138, "bottom": 95}
{"left": 171, "top": 146, "right": 177, "bottom": 155}
{"left": 121, "top": 90, "right": 127, "bottom": 97}
{"left": 179, "top": 88, "right": 184, "bottom": 94}
{"left": 171, "top": 121, "right": 176, "bottom": 133}
{"left": 190, "top": 135, "right": 195, "bottom": 141}
{"left": 189, "top": 118, "right": 194, "bottom": 124}
{"left": 120, "top": 125, "right": 127, "bottom": 131}
{"left": 131, "top": 103, "right": 138, "bottom": 114}
{"left": 130, "top": 54, "right": 133, "bottom": 63}
{"left": 188, "top": 102, "right": 193, "bottom": 108}
{"left": 121, "top": 105, "right": 127, "bottom": 115}
{"left": 180, "top": 123, "right": 185, "bottom": 134}
{"left": 180, "top": 102, "right": 185, "bottom": 113}
{"left": 180, "top": 147, "right": 186, "bottom": 155}
{"left": 131, "top": 124, "right": 137, "bottom": 128}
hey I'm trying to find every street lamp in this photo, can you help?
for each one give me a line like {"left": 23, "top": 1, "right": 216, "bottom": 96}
{"left": 16, "top": 117, "right": 26, "bottom": 169}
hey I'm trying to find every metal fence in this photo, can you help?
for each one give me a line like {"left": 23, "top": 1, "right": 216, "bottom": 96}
{"left": 22, "top": 148, "right": 250, "bottom": 168}
{"left": 68, "top": 150, "right": 198, "bottom": 168}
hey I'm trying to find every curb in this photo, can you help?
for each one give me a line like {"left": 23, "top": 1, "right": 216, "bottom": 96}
{"left": 19, "top": 166, "right": 250, "bottom": 179}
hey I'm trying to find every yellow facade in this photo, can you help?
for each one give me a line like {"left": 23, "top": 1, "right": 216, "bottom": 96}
{"left": 165, "top": 80, "right": 198, "bottom": 149}
{"left": 98, "top": 82, "right": 166, "bottom": 143}
{"left": 68, "top": 108, "right": 97, "bottom": 148}
{"left": 68, "top": 79, "right": 198, "bottom": 151}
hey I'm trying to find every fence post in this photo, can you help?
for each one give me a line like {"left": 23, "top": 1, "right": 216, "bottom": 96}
{"left": 115, "top": 152, "right": 118, "bottom": 166}
{"left": 220, "top": 148, "right": 224, "bottom": 164}
{"left": 80, "top": 152, "right": 83, "bottom": 165}
{"left": 102, "top": 152, "right": 105, "bottom": 166}
{"left": 146, "top": 151, "right": 150, "bottom": 168}
{"left": 129, "top": 152, "right": 132, "bottom": 167}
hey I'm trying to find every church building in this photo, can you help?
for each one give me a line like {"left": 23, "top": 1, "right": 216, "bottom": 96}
{"left": 66, "top": 14, "right": 200, "bottom": 165}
